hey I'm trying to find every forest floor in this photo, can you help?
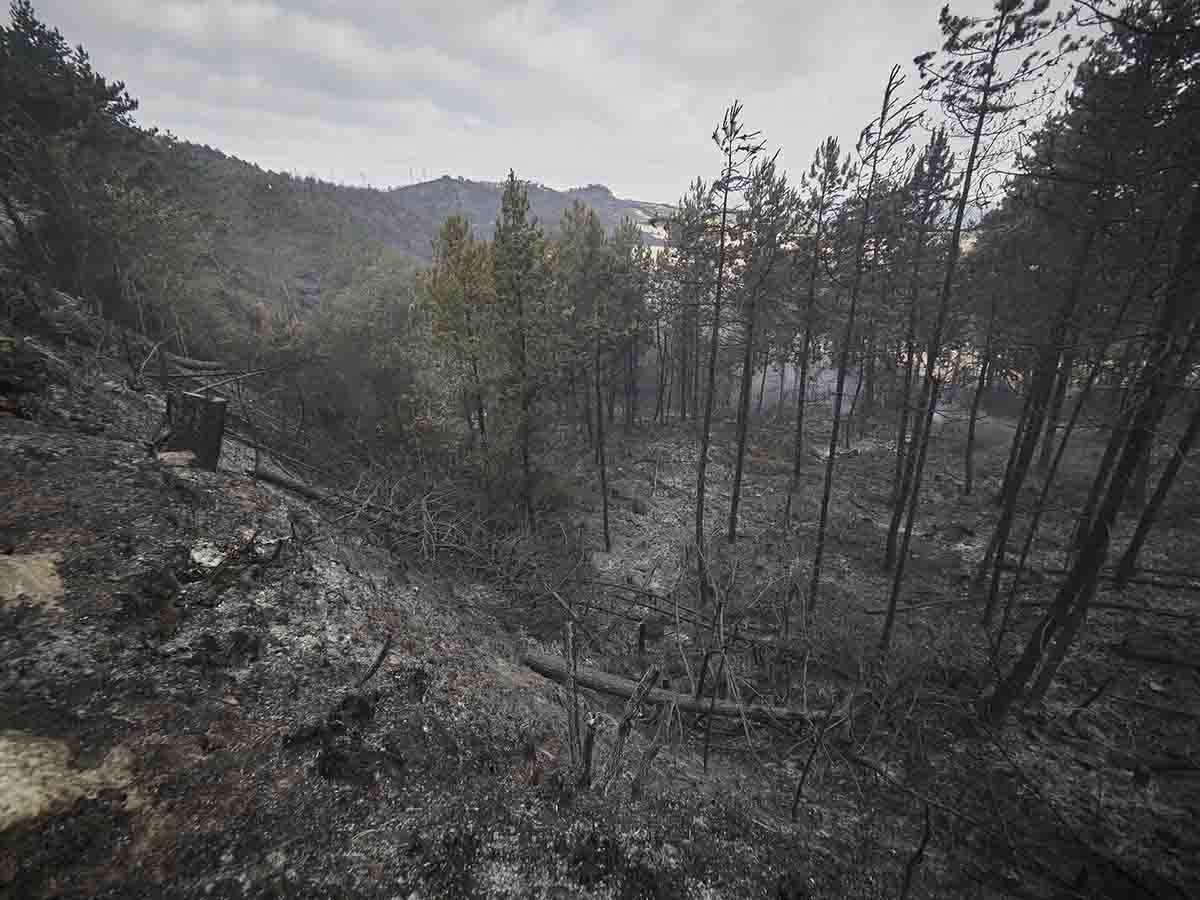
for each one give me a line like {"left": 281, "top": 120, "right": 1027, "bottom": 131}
{"left": 1, "top": 312, "right": 1197, "bottom": 898}
{"left": 543, "top": 403, "right": 1199, "bottom": 899}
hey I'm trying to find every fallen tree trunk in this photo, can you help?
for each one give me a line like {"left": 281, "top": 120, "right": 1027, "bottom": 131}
{"left": 168, "top": 353, "right": 227, "bottom": 371}
{"left": 520, "top": 650, "right": 815, "bottom": 727}
{"left": 250, "top": 465, "right": 334, "bottom": 503}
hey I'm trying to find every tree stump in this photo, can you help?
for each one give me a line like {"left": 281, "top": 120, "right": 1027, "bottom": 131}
{"left": 161, "top": 392, "right": 227, "bottom": 471}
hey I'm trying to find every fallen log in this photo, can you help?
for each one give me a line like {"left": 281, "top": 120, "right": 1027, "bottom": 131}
{"left": 168, "top": 353, "right": 227, "bottom": 371}
{"left": 520, "top": 650, "right": 814, "bottom": 727}
{"left": 249, "top": 465, "right": 394, "bottom": 518}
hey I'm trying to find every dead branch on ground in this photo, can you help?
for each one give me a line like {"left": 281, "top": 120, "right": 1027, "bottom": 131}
{"left": 521, "top": 651, "right": 814, "bottom": 725}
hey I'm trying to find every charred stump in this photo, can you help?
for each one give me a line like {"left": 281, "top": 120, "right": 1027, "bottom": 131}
{"left": 161, "top": 391, "right": 227, "bottom": 471}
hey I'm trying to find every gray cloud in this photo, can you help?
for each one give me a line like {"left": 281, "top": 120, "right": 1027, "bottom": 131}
{"left": 37, "top": 0, "right": 998, "bottom": 203}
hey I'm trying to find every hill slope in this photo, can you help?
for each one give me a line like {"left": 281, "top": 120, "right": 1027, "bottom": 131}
{"left": 162, "top": 142, "right": 672, "bottom": 321}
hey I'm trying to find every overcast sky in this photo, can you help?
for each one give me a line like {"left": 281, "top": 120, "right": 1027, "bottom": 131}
{"left": 38, "top": 0, "right": 1000, "bottom": 203}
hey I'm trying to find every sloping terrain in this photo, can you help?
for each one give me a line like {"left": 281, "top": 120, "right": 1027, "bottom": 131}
{"left": 2, "top": 301, "right": 1197, "bottom": 899}
{"left": 0, "top": 312, "right": 846, "bottom": 900}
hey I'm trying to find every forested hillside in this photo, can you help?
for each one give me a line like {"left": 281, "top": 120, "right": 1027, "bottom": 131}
{"left": 3, "top": 0, "right": 1200, "bottom": 898}
{"left": 156, "top": 141, "right": 672, "bottom": 330}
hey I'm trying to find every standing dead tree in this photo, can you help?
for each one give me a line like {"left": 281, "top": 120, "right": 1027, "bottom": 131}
{"left": 694, "top": 101, "right": 765, "bottom": 603}
{"left": 784, "top": 137, "right": 853, "bottom": 523}
{"left": 985, "top": 179, "right": 1200, "bottom": 721}
{"left": 810, "top": 64, "right": 918, "bottom": 614}
{"left": 728, "top": 155, "right": 801, "bottom": 541}
{"left": 883, "top": 0, "right": 1068, "bottom": 650}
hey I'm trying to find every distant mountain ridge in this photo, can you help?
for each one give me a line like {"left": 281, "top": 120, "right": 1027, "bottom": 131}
{"left": 387, "top": 175, "right": 673, "bottom": 250}
{"left": 160, "top": 142, "right": 673, "bottom": 324}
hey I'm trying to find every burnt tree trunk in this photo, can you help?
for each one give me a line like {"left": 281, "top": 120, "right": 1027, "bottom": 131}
{"left": 964, "top": 293, "right": 997, "bottom": 496}
{"left": 1115, "top": 372, "right": 1200, "bottom": 586}
{"left": 985, "top": 183, "right": 1200, "bottom": 721}
{"left": 1038, "top": 345, "right": 1075, "bottom": 477}
{"left": 162, "top": 392, "right": 227, "bottom": 471}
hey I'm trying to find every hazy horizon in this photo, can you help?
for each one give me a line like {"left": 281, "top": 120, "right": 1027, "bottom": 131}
{"left": 37, "top": 0, "right": 1000, "bottom": 204}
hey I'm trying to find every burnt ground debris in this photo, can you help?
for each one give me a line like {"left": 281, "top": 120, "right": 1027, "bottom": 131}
{"left": 1, "top": 313, "right": 1197, "bottom": 899}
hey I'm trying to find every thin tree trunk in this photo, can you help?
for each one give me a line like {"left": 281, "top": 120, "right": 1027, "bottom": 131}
{"left": 626, "top": 336, "right": 637, "bottom": 433}
{"left": 983, "top": 220, "right": 1100, "bottom": 625}
{"left": 462, "top": 390, "right": 476, "bottom": 442}
{"left": 844, "top": 355, "right": 864, "bottom": 450}
{"left": 1115, "top": 384, "right": 1200, "bottom": 585}
{"left": 809, "top": 69, "right": 901, "bottom": 612}
{"left": 885, "top": 170, "right": 932, "bottom": 566}
{"left": 595, "top": 341, "right": 612, "bottom": 552}
{"left": 885, "top": 18, "right": 1006, "bottom": 601}
{"left": 653, "top": 321, "right": 665, "bottom": 423}
{"left": 757, "top": 352, "right": 768, "bottom": 417}
{"left": 985, "top": 182, "right": 1200, "bottom": 722}
{"left": 777, "top": 355, "right": 788, "bottom": 420}
{"left": 729, "top": 298, "right": 760, "bottom": 542}
{"left": 994, "top": 340, "right": 1114, "bottom": 662}
{"left": 583, "top": 367, "right": 594, "bottom": 448}
{"left": 1038, "top": 345, "right": 1075, "bottom": 476}
{"left": 681, "top": 323, "right": 689, "bottom": 422}
{"left": 964, "top": 293, "right": 996, "bottom": 495}
{"left": 785, "top": 197, "right": 829, "bottom": 522}
{"left": 696, "top": 138, "right": 734, "bottom": 604}
{"left": 863, "top": 322, "right": 878, "bottom": 421}
{"left": 517, "top": 295, "right": 534, "bottom": 531}
{"left": 880, "top": 379, "right": 941, "bottom": 650}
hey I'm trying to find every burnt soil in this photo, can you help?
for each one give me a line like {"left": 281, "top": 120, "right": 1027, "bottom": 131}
{"left": 2, "top": 320, "right": 1198, "bottom": 898}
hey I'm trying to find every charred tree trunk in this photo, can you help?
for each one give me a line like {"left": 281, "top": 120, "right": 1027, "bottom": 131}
{"left": 756, "top": 352, "right": 768, "bottom": 418}
{"left": 983, "top": 219, "right": 1100, "bottom": 625}
{"left": 845, "top": 354, "right": 865, "bottom": 450}
{"left": 696, "top": 130, "right": 735, "bottom": 604}
{"left": 161, "top": 392, "right": 228, "bottom": 471}
{"left": 993, "top": 338, "right": 1114, "bottom": 662}
{"left": 885, "top": 165, "right": 933, "bottom": 566}
{"left": 1115, "top": 374, "right": 1200, "bottom": 586}
{"left": 595, "top": 341, "right": 612, "bottom": 552}
{"left": 729, "top": 297, "right": 760, "bottom": 542}
{"left": 1038, "top": 345, "right": 1075, "bottom": 477}
{"left": 777, "top": 355, "right": 788, "bottom": 420}
{"left": 785, "top": 199, "right": 829, "bottom": 522}
{"left": 985, "top": 183, "right": 1200, "bottom": 722}
{"left": 964, "top": 293, "right": 997, "bottom": 496}
{"left": 810, "top": 69, "right": 903, "bottom": 611}
{"left": 881, "top": 379, "right": 941, "bottom": 650}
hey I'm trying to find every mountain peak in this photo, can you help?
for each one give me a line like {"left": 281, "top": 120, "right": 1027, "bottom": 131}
{"left": 567, "top": 183, "right": 614, "bottom": 200}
